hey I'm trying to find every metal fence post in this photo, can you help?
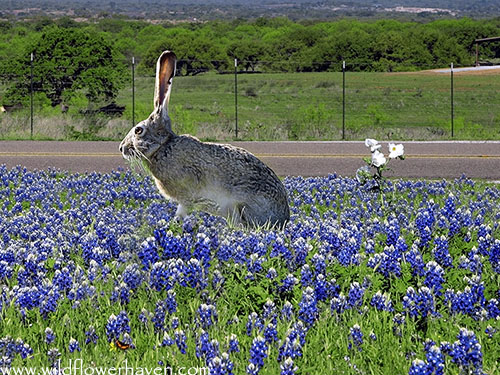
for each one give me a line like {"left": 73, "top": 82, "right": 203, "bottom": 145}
{"left": 30, "top": 52, "right": 34, "bottom": 139}
{"left": 234, "top": 58, "right": 238, "bottom": 139}
{"left": 451, "top": 62, "right": 454, "bottom": 138}
{"left": 342, "top": 60, "right": 346, "bottom": 140}
{"left": 132, "top": 56, "right": 135, "bottom": 127}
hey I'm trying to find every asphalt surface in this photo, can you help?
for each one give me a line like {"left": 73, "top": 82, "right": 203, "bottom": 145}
{"left": 1, "top": 140, "right": 500, "bottom": 180}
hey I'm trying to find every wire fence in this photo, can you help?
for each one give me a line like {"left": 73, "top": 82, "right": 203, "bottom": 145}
{"left": 1, "top": 57, "right": 499, "bottom": 141}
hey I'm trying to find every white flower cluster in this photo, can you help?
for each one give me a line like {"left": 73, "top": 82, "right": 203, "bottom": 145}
{"left": 357, "top": 139, "right": 405, "bottom": 186}
{"left": 365, "top": 138, "right": 404, "bottom": 167}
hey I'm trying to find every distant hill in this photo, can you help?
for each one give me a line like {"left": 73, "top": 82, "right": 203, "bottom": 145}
{"left": 0, "top": 0, "right": 498, "bottom": 20}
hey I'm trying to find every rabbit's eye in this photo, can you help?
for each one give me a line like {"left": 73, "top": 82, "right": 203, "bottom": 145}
{"left": 135, "top": 126, "right": 144, "bottom": 135}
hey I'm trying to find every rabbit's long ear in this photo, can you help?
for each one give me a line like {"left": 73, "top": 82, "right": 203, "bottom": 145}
{"left": 154, "top": 51, "right": 177, "bottom": 114}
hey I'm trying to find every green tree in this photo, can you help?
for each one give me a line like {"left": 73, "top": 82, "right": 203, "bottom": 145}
{"left": 1, "top": 26, "right": 126, "bottom": 107}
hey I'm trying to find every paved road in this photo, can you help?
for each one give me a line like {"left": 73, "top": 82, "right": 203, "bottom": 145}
{"left": 1, "top": 140, "right": 500, "bottom": 180}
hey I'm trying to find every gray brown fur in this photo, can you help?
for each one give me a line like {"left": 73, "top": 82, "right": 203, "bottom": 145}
{"left": 119, "top": 51, "right": 290, "bottom": 228}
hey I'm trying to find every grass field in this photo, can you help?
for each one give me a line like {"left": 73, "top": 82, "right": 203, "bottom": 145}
{"left": 1, "top": 69, "right": 499, "bottom": 141}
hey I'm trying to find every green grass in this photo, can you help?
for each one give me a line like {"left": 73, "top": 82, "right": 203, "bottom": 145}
{"left": 2, "top": 70, "right": 500, "bottom": 141}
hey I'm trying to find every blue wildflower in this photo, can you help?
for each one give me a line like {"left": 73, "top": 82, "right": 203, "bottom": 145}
{"left": 432, "top": 236, "right": 453, "bottom": 268}
{"left": 85, "top": 326, "right": 98, "bottom": 345}
{"left": 424, "top": 261, "right": 445, "bottom": 296}
{"left": 68, "top": 338, "right": 81, "bottom": 353}
{"left": 174, "top": 329, "right": 187, "bottom": 354}
{"left": 248, "top": 336, "right": 268, "bottom": 372}
{"left": 228, "top": 334, "right": 240, "bottom": 353}
{"left": 298, "top": 287, "right": 318, "bottom": 326}
{"left": 209, "top": 353, "right": 234, "bottom": 375}
{"left": 198, "top": 303, "right": 218, "bottom": 330}
{"left": 45, "top": 327, "right": 55, "bottom": 345}
{"left": 280, "top": 357, "right": 298, "bottom": 375}
{"left": 370, "top": 291, "right": 394, "bottom": 312}
{"left": 348, "top": 324, "right": 363, "bottom": 351}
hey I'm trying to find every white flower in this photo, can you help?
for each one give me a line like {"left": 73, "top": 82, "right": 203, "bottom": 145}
{"left": 365, "top": 138, "right": 381, "bottom": 152}
{"left": 371, "top": 150, "right": 387, "bottom": 167}
{"left": 388, "top": 143, "right": 404, "bottom": 159}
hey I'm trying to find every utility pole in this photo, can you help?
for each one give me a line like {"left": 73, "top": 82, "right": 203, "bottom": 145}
{"left": 451, "top": 63, "right": 454, "bottom": 138}
{"left": 30, "top": 52, "right": 34, "bottom": 139}
{"left": 234, "top": 58, "right": 238, "bottom": 139}
{"left": 132, "top": 56, "right": 135, "bottom": 126}
{"left": 342, "top": 60, "right": 346, "bottom": 140}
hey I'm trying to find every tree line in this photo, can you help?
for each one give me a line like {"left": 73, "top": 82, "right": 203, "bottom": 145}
{"left": 0, "top": 16, "right": 499, "bottom": 106}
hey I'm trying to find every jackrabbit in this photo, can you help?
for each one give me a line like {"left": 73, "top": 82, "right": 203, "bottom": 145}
{"left": 119, "top": 51, "right": 289, "bottom": 228}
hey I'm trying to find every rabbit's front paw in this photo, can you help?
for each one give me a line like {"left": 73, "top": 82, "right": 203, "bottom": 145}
{"left": 175, "top": 204, "right": 187, "bottom": 221}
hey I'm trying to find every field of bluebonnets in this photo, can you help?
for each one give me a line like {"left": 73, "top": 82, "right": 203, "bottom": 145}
{"left": 0, "top": 163, "right": 500, "bottom": 374}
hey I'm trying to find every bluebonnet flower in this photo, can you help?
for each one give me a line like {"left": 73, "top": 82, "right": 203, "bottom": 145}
{"left": 300, "top": 264, "right": 313, "bottom": 287}
{"left": 264, "top": 323, "right": 278, "bottom": 344}
{"left": 347, "top": 282, "right": 365, "bottom": 309}
{"left": 161, "top": 332, "right": 174, "bottom": 347}
{"left": 432, "top": 236, "right": 453, "bottom": 268}
{"left": 280, "top": 357, "right": 298, "bottom": 375}
{"left": 165, "top": 290, "right": 177, "bottom": 314}
{"left": 171, "top": 316, "right": 180, "bottom": 330}
{"left": 152, "top": 300, "right": 167, "bottom": 332}
{"left": 246, "top": 312, "right": 264, "bottom": 336}
{"left": 68, "top": 338, "right": 81, "bottom": 353}
{"left": 198, "top": 303, "right": 218, "bottom": 330}
{"left": 247, "top": 253, "right": 264, "bottom": 279}
{"left": 248, "top": 336, "right": 268, "bottom": 372}
{"left": 415, "top": 208, "right": 435, "bottom": 248}
{"left": 485, "top": 325, "right": 496, "bottom": 338}
{"left": 123, "top": 263, "right": 142, "bottom": 290}
{"left": 45, "top": 327, "right": 55, "bottom": 345}
{"left": 370, "top": 291, "right": 394, "bottom": 312}
{"left": 208, "top": 353, "right": 234, "bottom": 375}
{"left": 184, "top": 258, "right": 208, "bottom": 291}
{"left": 212, "top": 270, "right": 224, "bottom": 289}
{"left": 262, "top": 300, "right": 276, "bottom": 322}
{"left": 314, "top": 274, "right": 330, "bottom": 301}
{"left": 348, "top": 324, "right": 363, "bottom": 351}
{"left": 424, "top": 261, "right": 445, "bottom": 296}
{"left": 407, "top": 245, "right": 426, "bottom": 277}
{"left": 266, "top": 267, "right": 278, "bottom": 280}
{"left": 298, "top": 287, "right": 318, "bottom": 326}
{"left": 489, "top": 239, "right": 500, "bottom": 273}
{"left": 85, "top": 326, "right": 98, "bottom": 345}
{"left": 52, "top": 267, "right": 73, "bottom": 292}
{"left": 193, "top": 233, "right": 211, "bottom": 266}
{"left": 486, "top": 299, "right": 500, "bottom": 319}
{"left": 425, "top": 344, "right": 445, "bottom": 375}
{"left": 174, "top": 329, "right": 187, "bottom": 355}
{"left": 384, "top": 217, "right": 400, "bottom": 246}
{"left": 403, "top": 287, "right": 436, "bottom": 318}
{"left": 281, "top": 301, "right": 294, "bottom": 321}
{"left": 409, "top": 359, "right": 430, "bottom": 375}
{"left": 138, "top": 308, "right": 151, "bottom": 326}
{"left": 291, "top": 237, "right": 311, "bottom": 268}
{"left": 47, "top": 347, "right": 61, "bottom": 368}
{"left": 311, "top": 253, "right": 326, "bottom": 276}
{"left": 138, "top": 237, "right": 159, "bottom": 270}
{"left": 448, "top": 328, "right": 483, "bottom": 375}
{"left": 279, "top": 274, "right": 298, "bottom": 294}
{"left": 330, "top": 294, "right": 348, "bottom": 315}
{"left": 228, "top": 334, "right": 240, "bottom": 353}
{"left": 105, "top": 311, "right": 130, "bottom": 342}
